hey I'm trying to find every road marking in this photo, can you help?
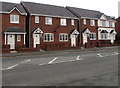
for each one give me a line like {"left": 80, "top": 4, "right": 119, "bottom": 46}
{"left": 97, "top": 53, "right": 103, "bottom": 57}
{"left": 76, "top": 56, "right": 83, "bottom": 60}
{"left": 6, "top": 64, "right": 19, "bottom": 70}
{"left": 1, "top": 59, "right": 31, "bottom": 70}
{"left": 39, "top": 59, "right": 81, "bottom": 66}
{"left": 105, "top": 55, "right": 109, "bottom": 56}
{"left": 20, "top": 59, "right": 31, "bottom": 64}
{"left": 114, "top": 52, "right": 119, "bottom": 55}
{"left": 48, "top": 57, "right": 58, "bottom": 64}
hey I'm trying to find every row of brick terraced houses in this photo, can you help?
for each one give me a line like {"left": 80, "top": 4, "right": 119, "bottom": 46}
{"left": 0, "top": 1, "right": 119, "bottom": 53}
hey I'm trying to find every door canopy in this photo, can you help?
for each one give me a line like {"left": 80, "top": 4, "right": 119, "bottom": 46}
{"left": 70, "top": 29, "right": 79, "bottom": 35}
{"left": 33, "top": 27, "right": 43, "bottom": 34}
{"left": 110, "top": 30, "right": 117, "bottom": 34}
{"left": 82, "top": 28, "right": 91, "bottom": 34}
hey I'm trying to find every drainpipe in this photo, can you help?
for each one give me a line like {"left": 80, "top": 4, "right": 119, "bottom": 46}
{"left": 78, "top": 17, "right": 82, "bottom": 46}
{"left": 21, "top": 2, "right": 31, "bottom": 48}
{"left": 66, "top": 7, "right": 82, "bottom": 47}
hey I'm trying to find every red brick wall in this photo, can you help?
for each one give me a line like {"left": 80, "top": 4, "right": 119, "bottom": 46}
{"left": 1, "top": 9, "right": 26, "bottom": 49}
{"left": 29, "top": 15, "right": 79, "bottom": 50}
{"left": 80, "top": 18, "right": 98, "bottom": 47}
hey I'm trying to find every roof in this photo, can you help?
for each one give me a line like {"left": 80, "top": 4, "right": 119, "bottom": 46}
{"left": 70, "top": 29, "right": 79, "bottom": 35}
{"left": 4, "top": 27, "right": 26, "bottom": 33}
{"left": 110, "top": 30, "right": 117, "bottom": 34}
{"left": 101, "top": 30, "right": 108, "bottom": 33}
{"left": 0, "top": 1, "right": 27, "bottom": 15}
{"left": 66, "top": 6, "right": 102, "bottom": 19}
{"left": 32, "top": 27, "right": 43, "bottom": 34}
{"left": 21, "top": 2, "right": 77, "bottom": 19}
{"left": 82, "top": 28, "right": 91, "bottom": 33}
{"left": 106, "top": 16, "right": 115, "bottom": 21}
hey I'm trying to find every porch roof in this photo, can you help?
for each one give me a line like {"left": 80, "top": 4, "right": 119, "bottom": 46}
{"left": 4, "top": 27, "right": 26, "bottom": 34}
{"left": 101, "top": 30, "right": 108, "bottom": 33}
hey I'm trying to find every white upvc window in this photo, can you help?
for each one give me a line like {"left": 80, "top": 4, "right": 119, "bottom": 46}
{"left": 44, "top": 33, "right": 54, "bottom": 42}
{"left": 45, "top": 17, "right": 52, "bottom": 25}
{"left": 60, "top": 18, "right": 67, "bottom": 26}
{"left": 17, "top": 35, "right": 21, "bottom": 41}
{"left": 90, "top": 20, "right": 95, "bottom": 26}
{"left": 59, "top": 33, "right": 68, "bottom": 42}
{"left": 101, "top": 33, "right": 108, "bottom": 39}
{"left": 90, "top": 33, "right": 96, "bottom": 40}
{"left": 10, "top": 15, "right": 19, "bottom": 23}
{"left": 35, "top": 16, "right": 39, "bottom": 23}
{"left": 83, "top": 19, "right": 86, "bottom": 25}
{"left": 71, "top": 19, "right": 74, "bottom": 25}
{"left": 102, "top": 21, "right": 106, "bottom": 27}
{"left": 109, "top": 21, "right": 115, "bottom": 27}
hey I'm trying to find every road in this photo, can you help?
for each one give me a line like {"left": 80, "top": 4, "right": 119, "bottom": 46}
{"left": 2, "top": 47, "right": 119, "bottom": 86}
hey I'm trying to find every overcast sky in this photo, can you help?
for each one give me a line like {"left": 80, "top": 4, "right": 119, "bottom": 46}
{"left": 1, "top": 0, "right": 120, "bottom": 18}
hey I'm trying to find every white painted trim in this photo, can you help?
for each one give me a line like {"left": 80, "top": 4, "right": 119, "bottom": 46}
{"left": 71, "top": 29, "right": 79, "bottom": 35}
{"left": 31, "top": 13, "right": 78, "bottom": 19}
{"left": 17, "top": 35, "right": 21, "bottom": 41}
{"left": 5, "top": 33, "right": 6, "bottom": 45}
{"left": 24, "top": 34, "right": 25, "bottom": 44}
{"left": 59, "top": 33, "right": 68, "bottom": 42}
{"left": 90, "top": 32, "right": 96, "bottom": 40}
{"left": 44, "top": 33, "right": 54, "bottom": 42}
{"left": 4, "top": 32, "right": 26, "bottom": 34}
{"left": 0, "top": 7, "right": 27, "bottom": 16}
{"left": 33, "top": 27, "right": 43, "bottom": 34}
{"left": 60, "top": 18, "right": 67, "bottom": 26}
{"left": 81, "top": 17, "right": 99, "bottom": 20}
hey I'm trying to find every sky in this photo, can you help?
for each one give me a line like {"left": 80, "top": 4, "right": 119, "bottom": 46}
{"left": 1, "top": 0, "right": 120, "bottom": 18}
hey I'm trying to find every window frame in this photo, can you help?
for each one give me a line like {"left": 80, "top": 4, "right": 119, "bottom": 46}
{"left": 59, "top": 33, "right": 68, "bottom": 42}
{"left": 90, "top": 20, "right": 95, "bottom": 26}
{"left": 35, "top": 16, "right": 39, "bottom": 23}
{"left": 100, "top": 33, "right": 108, "bottom": 40}
{"left": 44, "top": 33, "right": 54, "bottom": 42}
{"left": 71, "top": 19, "right": 75, "bottom": 25}
{"left": 90, "top": 33, "right": 96, "bottom": 40}
{"left": 10, "top": 15, "right": 19, "bottom": 24}
{"left": 60, "top": 18, "right": 67, "bottom": 26}
{"left": 17, "top": 35, "right": 21, "bottom": 42}
{"left": 83, "top": 19, "right": 86, "bottom": 25}
{"left": 45, "top": 17, "right": 52, "bottom": 25}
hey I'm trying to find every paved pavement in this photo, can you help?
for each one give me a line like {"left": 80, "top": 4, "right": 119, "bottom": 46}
{"left": 1, "top": 46, "right": 119, "bottom": 86}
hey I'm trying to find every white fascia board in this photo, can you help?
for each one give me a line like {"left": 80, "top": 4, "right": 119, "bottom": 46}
{"left": 30, "top": 13, "right": 78, "bottom": 19}
{"left": 81, "top": 17, "right": 99, "bottom": 20}
{"left": 10, "top": 7, "right": 27, "bottom": 15}
{"left": 0, "top": 7, "right": 27, "bottom": 16}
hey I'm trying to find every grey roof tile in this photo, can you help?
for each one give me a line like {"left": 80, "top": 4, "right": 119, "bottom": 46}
{"left": 21, "top": 2, "right": 77, "bottom": 18}
{"left": 66, "top": 6, "right": 102, "bottom": 19}
{"left": 0, "top": 1, "right": 26, "bottom": 14}
{"left": 4, "top": 27, "right": 26, "bottom": 33}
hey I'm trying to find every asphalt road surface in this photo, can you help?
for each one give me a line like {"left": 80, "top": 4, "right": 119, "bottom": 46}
{"left": 2, "top": 48, "right": 119, "bottom": 86}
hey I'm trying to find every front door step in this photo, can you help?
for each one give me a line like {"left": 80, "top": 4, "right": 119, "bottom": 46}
{"left": 10, "top": 50, "right": 18, "bottom": 53}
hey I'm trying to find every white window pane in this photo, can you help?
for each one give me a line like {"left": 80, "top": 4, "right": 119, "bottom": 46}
{"left": 45, "top": 17, "right": 52, "bottom": 25}
{"left": 10, "top": 15, "right": 19, "bottom": 23}
{"left": 17, "top": 35, "right": 21, "bottom": 41}
{"left": 71, "top": 19, "right": 74, "bottom": 25}
{"left": 35, "top": 16, "right": 39, "bottom": 23}
{"left": 61, "top": 19, "right": 66, "bottom": 26}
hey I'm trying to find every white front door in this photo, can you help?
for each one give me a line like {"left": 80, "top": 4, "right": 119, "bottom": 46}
{"left": 33, "top": 34, "right": 40, "bottom": 48}
{"left": 83, "top": 34, "right": 87, "bottom": 45}
{"left": 71, "top": 35, "right": 76, "bottom": 47}
{"left": 7, "top": 35, "right": 15, "bottom": 49}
